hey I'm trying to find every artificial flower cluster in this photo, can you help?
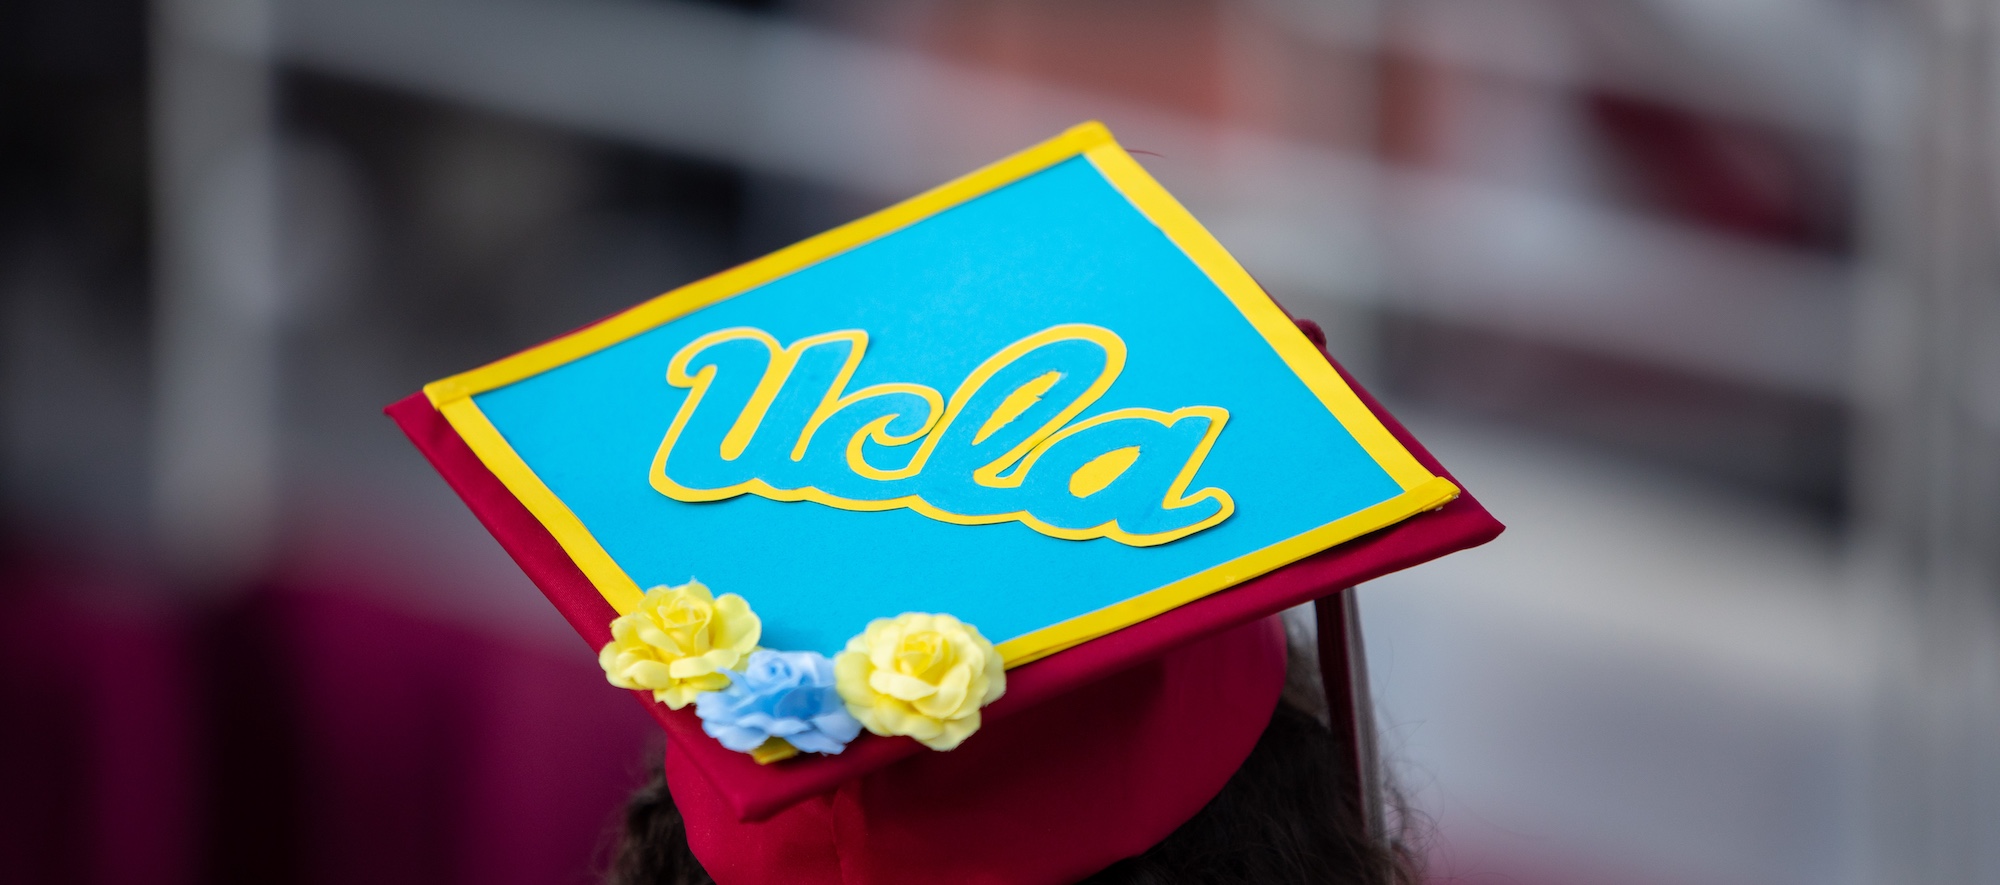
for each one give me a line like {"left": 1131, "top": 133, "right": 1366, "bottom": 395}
{"left": 599, "top": 581, "right": 1007, "bottom": 761}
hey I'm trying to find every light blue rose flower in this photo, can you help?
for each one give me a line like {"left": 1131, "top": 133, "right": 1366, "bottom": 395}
{"left": 694, "top": 649, "right": 863, "bottom": 755}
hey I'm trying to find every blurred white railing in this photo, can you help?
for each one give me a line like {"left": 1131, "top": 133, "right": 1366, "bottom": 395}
{"left": 265, "top": 0, "right": 1854, "bottom": 397}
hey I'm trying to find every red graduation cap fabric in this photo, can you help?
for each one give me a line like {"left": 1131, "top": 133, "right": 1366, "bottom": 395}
{"left": 389, "top": 122, "right": 1500, "bottom": 884}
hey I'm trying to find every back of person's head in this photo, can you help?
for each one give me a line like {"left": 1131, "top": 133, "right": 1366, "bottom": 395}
{"left": 392, "top": 123, "right": 1497, "bottom": 885}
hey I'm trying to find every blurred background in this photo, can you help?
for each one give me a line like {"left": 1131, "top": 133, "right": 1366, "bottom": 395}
{"left": 3, "top": 0, "right": 1998, "bottom": 882}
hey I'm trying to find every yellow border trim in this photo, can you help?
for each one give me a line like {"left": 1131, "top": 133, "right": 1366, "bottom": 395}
{"left": 440, "top": 397, "right": 647, "bottom": 613}
{"left": 995, "top": 476, "right": 1458, "bottom": 665}
{"left": 1078, "top": 144, "right": 1437, "bottom": 490}
{"left": 422, "top": 121, "right": 1459, "bottom": 663}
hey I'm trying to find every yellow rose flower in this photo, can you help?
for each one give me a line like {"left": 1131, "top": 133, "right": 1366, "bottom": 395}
{"left": 598, "top": 580, "right": 761, "bottom": 709}
{"left": 834, "top": 613, "right": 1005, "bottom": 751}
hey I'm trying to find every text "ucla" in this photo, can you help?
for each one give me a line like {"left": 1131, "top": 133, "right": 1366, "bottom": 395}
{"left": 650, "top": 324, "right": 1233, "bottom": 546}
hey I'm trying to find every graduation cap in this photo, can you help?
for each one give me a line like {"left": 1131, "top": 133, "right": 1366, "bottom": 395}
{"left": 389, "top": 122, "right": 1500, "bottom": 884}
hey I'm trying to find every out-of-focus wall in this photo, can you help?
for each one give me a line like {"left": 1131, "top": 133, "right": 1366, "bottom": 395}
{"left": 2, "top": 0, "right": 1995, "bottom": 883}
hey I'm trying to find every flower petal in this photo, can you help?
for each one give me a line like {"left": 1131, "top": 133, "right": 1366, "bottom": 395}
{"left": 981, "top": 648, "right": 1008, "bottom": 704}
{"left": 763, "top": 717, "right": 811, "bottom": 737}
{"left": 912, "top": 661, "right": 971, "bottom": 719}
{"left": 848, "top": 705, "right": 882, "bottom": 735}
{"left": 785, "top": 730, "right": 846, "bottom": 755}
{"left": 806, "top": 654, "right": 837, "bottom": 685}
{"left": 897, "top": 710, "right": 943, "bottom": 742}
{"left": 667, "top": 654, "right": 717, "bottom": 679}
{"left": 869, "top": 670, "right": 939, "bottom": 702}
{"left": 633, "top": 620, "right": 679, "bottom": 654}
{"left": 833, "top": 651, "right": 873, "bottom": 700}
{"left": 709, "top": 593, "right": 762, "bottom": 651}
{"left": 922, "top": 713, "right": 981, "bottom": 751}
{"left": 679, "top": 580, "right": 714, "bottom": 604}
{"left": 622, "top": 659, "right": 675, "bottom": 689}
{"left": 811, "top": 711, "right": 863, "bottom": 744}
{"left": 704, "top": 722, "right": 769, "bottom": 753}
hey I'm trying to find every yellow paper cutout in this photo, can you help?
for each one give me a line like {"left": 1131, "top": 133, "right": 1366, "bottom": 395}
{"left": 648, "top": 324, "right": 1235, "bottom": 547}
{"left": 1069, "top": 446, "right": 1142, "bottom": 498}
{"left": 750, "top": 737, "right": 800, "bottom": 765}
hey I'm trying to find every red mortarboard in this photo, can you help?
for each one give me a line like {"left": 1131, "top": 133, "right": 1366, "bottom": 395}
{"left": 390, "top": 122, "right": 1499, "bottom": 884}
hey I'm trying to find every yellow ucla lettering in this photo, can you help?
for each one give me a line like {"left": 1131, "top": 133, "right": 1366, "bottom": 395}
{"left": 649, "top": 325, "right": 1233, "bottom": 547}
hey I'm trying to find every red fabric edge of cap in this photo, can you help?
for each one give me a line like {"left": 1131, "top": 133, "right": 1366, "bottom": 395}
{"left": 386, "top": 331, "right": 1503, "bottom": 822}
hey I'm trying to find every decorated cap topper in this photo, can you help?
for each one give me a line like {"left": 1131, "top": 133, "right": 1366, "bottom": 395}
{"left": 397, "top": 122, "right": 1460, "bottom": 768}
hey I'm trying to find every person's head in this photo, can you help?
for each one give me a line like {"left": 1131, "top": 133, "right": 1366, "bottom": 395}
{"left": 389, "top": 116, "right": 1498, "bottom": 885}
{"left": 606, "top": 637, "right": 1424, "bottom": 885}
